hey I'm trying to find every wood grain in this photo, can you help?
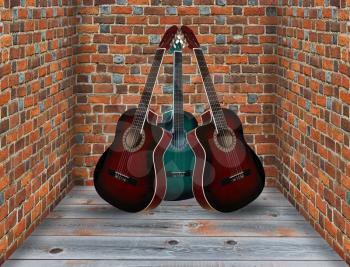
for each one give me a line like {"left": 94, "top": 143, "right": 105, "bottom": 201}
{"left": 70, "top": 187, "right": 280, "bottom": 193}
{"left": 33, "top": 218, "right": 317, "bottom": 237}
{"left": 47, "top": 204, "right": 302, "bottom": 221}
{"left": 8, "top": 236, "right": 344, "bottom": 261}
{"left": 61, "top": 190, "right": 290, "bottom": 207}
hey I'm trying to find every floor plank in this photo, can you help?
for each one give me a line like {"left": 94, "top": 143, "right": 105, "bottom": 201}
{"left": 61, "top": 190, "right": 290, "bottom": 207}
{"left": 47, "top": 204, "right": 302, "bottom": 221}
{"left": 70, "top": 186, "right": 280, "bottom": 193}
{"left": 33, "top": 218, "right": 318, "bottom": 237}
{"left": 7, "top": 236, "right": 344, "bottom": 261}
{"left": 4, "top": 260, "right": 347, "bottom": 267}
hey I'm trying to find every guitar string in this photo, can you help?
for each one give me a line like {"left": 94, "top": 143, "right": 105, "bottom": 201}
{"left": 199, "top": 54, "right": 244, "bottom": 177}
{"left": 174, "top": 51, "right": 183, "bottom": 152}
{"left": 175, "top": 51, "right": 185, "bottom": 181}
{"left": 199, "top": 51, "right": 244, "bottom": 178}
{"left": 174, "top": 49, "right": 188, "bottom": 194}
{"left": 174, "top": 51, "right": 179, "bottom": 177}
{"left": 115, "top": 49, "right": 164, "bottom": 176}
{"left": 194, "top": 49, "right": 243, "bottom": 178}
{"left": 195, "top": 54, "right": 235, "bottom": 172}
{"left": 119, "top": 51, "right": 163, "bottom": 174}
{"left": 120, "top": 50, "right": 163, "bottom": 174}
{"left": 169, "top": 49, "right": 182, "bottom": 186}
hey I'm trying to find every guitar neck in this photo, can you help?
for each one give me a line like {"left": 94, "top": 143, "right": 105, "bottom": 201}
{"left": 194, "top": 48, "right": 227, "bottom": 131}
{"left": 132, "top": 48, "right": 165, "bottom": 131}
{"left": 173, "top": 51, "right": 184, "bottom": 133}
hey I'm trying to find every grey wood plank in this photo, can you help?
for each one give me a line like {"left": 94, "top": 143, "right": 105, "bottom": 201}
{"left": 71, "top": 186, "right": 280, "bottom": 193}
{"left": 3, "top": 260, "right": 347, "bottom": 267}
{"left": 61, "top": 190, "right": 290, "bottom": 207}
{"left": 8, "top": 236, "right": 343, "bottom": 261}
{"left": 47, "top": 204, "right": 302, "bottom": 220}
{"left": 32, "top": 218, "right": 317, "bottom": 237}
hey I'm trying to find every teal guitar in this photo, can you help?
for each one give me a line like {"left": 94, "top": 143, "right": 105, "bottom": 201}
{"left": 158, "top": 32, "right": 198, "bottom": 201}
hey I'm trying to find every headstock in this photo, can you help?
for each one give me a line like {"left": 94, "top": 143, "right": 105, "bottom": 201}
{"left": 169, "top": 29, "right": 186, "bottom": 53}
{"left": 159, "top": 25, "right": 178, "bottom": 50}
{"left": 180, "top": 26, "right": 200, "bottom": 49}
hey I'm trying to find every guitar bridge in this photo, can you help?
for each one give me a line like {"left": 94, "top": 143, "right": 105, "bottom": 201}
{"left": 221, "top": 169, "right": 251, "bottom": 186}
{"left": 166, "top": 171, "right": 192, "bottom": 177}
{"left": 108, "top": 169, "right": 137, "bottom": 185}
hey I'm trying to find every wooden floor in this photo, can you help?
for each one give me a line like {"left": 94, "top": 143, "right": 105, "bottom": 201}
{"left": 4, "top": 186, "right": 346, "bottom": 267}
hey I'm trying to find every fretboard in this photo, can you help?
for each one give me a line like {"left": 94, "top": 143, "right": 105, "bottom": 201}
{"left": 194, "top": 48, "right": 227, "bottom": 131}
{"left": 173, "top": 51, "right": 184, "bottom": 135}
{"left": 131, "top": 48, "right": 165, "bottom": 131}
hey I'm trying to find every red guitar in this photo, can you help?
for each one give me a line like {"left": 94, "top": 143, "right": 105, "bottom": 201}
{"left": 182, "top": 26, "right": 265, "bottom": 212}
{"left": 93, "top": 26, "right": 178, "bottom": 212}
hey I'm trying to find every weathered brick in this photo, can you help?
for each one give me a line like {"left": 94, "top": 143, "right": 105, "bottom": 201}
{"left": 133, "top": 6, "right": 143, "bottom": 15}
{"left": 274, "top": 1, "right": 350, "bottom": 262}
{"left": 266, "top": 7, "right": 276, "bottom": 16}
{"left": 0, "top": 2, "right": 78, "bottom": 263}
{"left": 199, "top": 6, "right": 210, "bottom": 15}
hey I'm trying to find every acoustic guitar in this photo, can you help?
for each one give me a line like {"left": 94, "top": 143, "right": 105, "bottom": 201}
{"left": 182, "top": 26, "right": 266, "bottom": 212}
{"left": 158, "top": 31, "right": 197, "bottom": 201}
{"left": 93, "top": 26, "right": 178, "bottom": 212}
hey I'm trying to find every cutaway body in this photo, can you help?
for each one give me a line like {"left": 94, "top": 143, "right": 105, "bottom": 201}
{"left": 187, "top": 108, "right": 265, "bottom": 212}
{"left": 94, "top": 109, "right": 171, "bottom": 212}
{"left": 158, "top": 110, "right": 198, "bottom": 201}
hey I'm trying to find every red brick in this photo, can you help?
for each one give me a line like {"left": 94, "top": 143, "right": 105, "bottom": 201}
{"left": 340, "top": 91, "right": 350, "bottom": 105}
{"left": 144, "top": 7, "right": 165, "bottom": 15}
{"left": 78, "top": 25, "right": 99, "bottom": 33}
{"left": 111, "top": 6, "right": 132, "bottom": 14}
{"left": 210, "top": 6, "right": 231, "bottom": 15}
{"left": 0, "top": 91, "right": 10, "bottom": 106}
{"left": 244, "top": 7, "right": 265, "bottom": 16}
{"left": 0, "top": 35, "right": 12, "bottom": 47}
{"left": 160, "top": 16, "right": 181, "bottom": 25}
{"left": 127, "top": 36, "right": 148, "bottom": 44}
{"left": 126, "top": 16, "right": 148, "bottom": 24}
{"left": 78, "top": 7, "right": 99, "bottom": 15}
{"left": 87, "top": 96, "right": 110, "bottom": 104}
{"left": 241, "top": 46, "right": 263, "bottom": 54}
{"left": 177, "top": 7, "right": 198, "bottom": 15}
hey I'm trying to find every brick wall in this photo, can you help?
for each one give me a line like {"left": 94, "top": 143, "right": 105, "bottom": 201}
{"left": 73, "top": 1, "right": 278, "bottom": 187}
{"left": 0, "top": 1, "right": 78, "bottom": 263}
{"left": 275, "top": 1, "right": 350, "bottom": 263}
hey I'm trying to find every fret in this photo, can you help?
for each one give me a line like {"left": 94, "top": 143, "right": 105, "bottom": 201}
{"left": 194, "top": 48, "right": 227, "bottom": 131}
{"left": 131, "top": 49, "right": 165, "bottom": 131}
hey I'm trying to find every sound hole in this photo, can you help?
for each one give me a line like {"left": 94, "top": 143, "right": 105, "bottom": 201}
{"left": 214, "top": 128, "right": 236, "bottom": 152}
{"left": 123, "top": 128, "right": 145, "bottom": 152}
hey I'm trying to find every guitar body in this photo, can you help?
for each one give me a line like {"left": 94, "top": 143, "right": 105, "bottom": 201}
{"left": 188, "top": 108, "right": 265, "bottom": 212}
{"left": 158, "top": 110, "right": 198, "bottom": 201}
{"left": 94, "top": 108, "right": 171, "bottom": 212}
